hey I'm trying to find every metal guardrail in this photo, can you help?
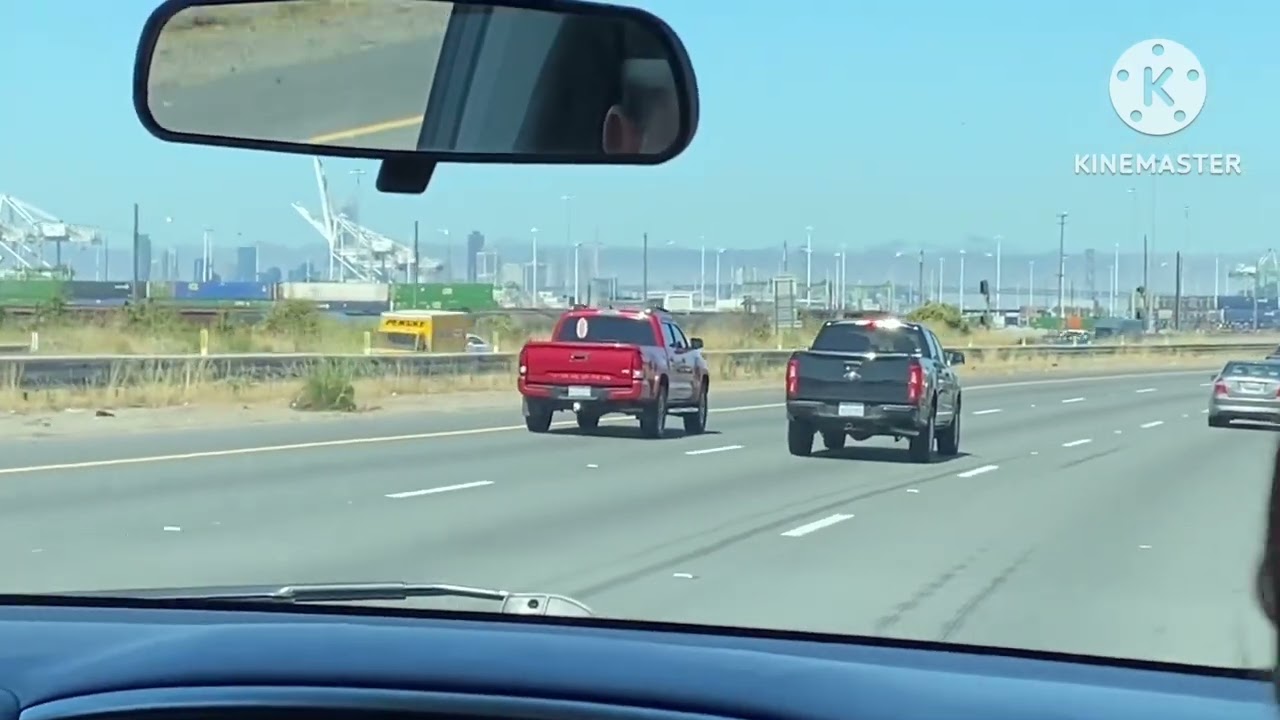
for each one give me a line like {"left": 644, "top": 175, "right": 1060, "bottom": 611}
{"left": 0, "top": 341, "right": 1275, "bottom": 391}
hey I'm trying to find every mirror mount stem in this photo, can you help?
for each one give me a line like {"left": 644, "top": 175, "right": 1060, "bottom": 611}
{"left": 377, "top": 158, "right": 438, "bottom": 195}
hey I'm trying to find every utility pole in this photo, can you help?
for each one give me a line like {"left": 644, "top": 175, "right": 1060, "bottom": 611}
{"left": 412, "top": 221, "right": 420, "bottom": 283}
{"left": 1056, "top": 212, "right": 1068, "bottom": 326}
{"left": 917, "top": 250, "right": 926, "bottom": 306}
{"left": 1173, "top": 251, "right": 1183, "bottom": 331}
{"left": 1142, "top": 234, "right": 1150, "bottom": 331}
{"left": 131, "top": 203, "right": 141, "bottom": 300}
{"left": 642, "top": 232, "right": 649, "bottom": 302}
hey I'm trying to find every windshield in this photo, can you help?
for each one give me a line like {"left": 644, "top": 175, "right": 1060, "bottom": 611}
{"left": 5, "top": 0, "right": 1278, "bottom": 677}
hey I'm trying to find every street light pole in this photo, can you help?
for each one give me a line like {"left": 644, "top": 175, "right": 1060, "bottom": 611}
{"left": 1054, "top": 208, "right": 1064, "bottom": 317}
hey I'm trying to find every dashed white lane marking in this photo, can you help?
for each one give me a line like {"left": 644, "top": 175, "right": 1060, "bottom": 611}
{"left": 1199, "top": 383, "right": 1212, "bottom": 387}
{"left": 1062, "top": 397, "right": 1086, "bottom": 404}
{"left": 385, "top": 480, "right": 494, "bottom": 499}
{"left": 685, "top": 444, "right": 744, "bottom": 456}
{"left": 1062, "top": 438, "right": 1092, "bottom": 448}
{"left": 1135, "top": 387, "right": 1157, "bottom": 394}
{"left": 972, "top": 408, "right": 1002, "bottom": 416}
{"left": 781, "top": 513, "right": 854, "bottom": 538}
{"left": 1201, "top": 409, "right": 1209, "bottom": 414}
{"left": 1139, "top": 420, "right": 1164, "bottom": 429}
{"left": 162, "top": 526, "right": 181, "bottom": 532}
{"left": 956, "top": 464, "right": 998, "bottom": 478}
{"left": 0, "top": 370, "right": 1208, "bottom": 476}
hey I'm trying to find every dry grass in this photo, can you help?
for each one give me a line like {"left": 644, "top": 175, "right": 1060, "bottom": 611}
{"left": 0, "top": 346, "right": 1248, "bottom": 414}
{"left": 0, "top": 312, "right": 1266, "bottom": 357}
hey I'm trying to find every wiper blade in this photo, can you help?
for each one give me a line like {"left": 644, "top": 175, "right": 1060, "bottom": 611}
{"left": 38, "top": 582, "right": 595, "bottom": 617}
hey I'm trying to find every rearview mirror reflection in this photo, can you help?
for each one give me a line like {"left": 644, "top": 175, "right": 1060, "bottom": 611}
{"left": 143, "top": 0, "right": 696, "bottom": 161}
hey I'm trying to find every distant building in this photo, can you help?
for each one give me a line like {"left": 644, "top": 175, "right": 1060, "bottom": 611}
{"left": 466, "top": 231, "right": 485, "bottom": 282}
{"left": 235, "top": 245, "right": 259, "bottom": 282}
{"left": 135, "top": 234, "right": 152, "bottom": 282}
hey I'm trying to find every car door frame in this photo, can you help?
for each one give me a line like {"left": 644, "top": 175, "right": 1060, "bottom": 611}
{"left": 661, "top": 321, "right": 695, "bottom": 402}
{"left": 924, "top": 329, "right": 957, "bottom": 421}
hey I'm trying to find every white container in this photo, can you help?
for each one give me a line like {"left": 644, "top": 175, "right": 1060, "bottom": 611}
{"left": 280, "top": 282, "right": 389, "bottom": 303}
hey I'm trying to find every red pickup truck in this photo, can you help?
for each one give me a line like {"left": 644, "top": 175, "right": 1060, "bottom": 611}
{"left": 517, "top": 306, "right": 710, "bottom": 438}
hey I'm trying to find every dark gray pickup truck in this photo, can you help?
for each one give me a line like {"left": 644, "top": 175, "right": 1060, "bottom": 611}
{"left": 784, "top": 317, "right": 965, "bottom": 463}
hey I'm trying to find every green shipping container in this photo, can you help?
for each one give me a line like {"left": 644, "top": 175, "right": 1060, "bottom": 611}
{"left": 0, "top": 279, "right": 66, "bottom": 306}
{"left": 392, "top": 283, "right": 497, "bottom": 311}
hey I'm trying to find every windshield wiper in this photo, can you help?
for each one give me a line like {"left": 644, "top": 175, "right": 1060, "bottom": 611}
{"left": 27, "top": 582, "right": 595, "bottom": 616}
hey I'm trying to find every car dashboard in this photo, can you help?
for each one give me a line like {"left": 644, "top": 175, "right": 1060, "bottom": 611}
{"left": 0, "top": 599, "right": 1272, "bottom": 720}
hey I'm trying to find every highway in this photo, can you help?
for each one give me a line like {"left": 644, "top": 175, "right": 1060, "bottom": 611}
{"left": 0, "top": 368, "right": 1271, "bottom": 669}
{"left": 148, "top": 36, "right": 441, "bottom": 149}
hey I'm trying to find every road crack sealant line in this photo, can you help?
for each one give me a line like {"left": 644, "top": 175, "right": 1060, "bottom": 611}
{"left": 0, "top": 368, "right": 1224, "bottom": 477}
{"left": 1, "top": 341, "right": 1271, "bottom": 390}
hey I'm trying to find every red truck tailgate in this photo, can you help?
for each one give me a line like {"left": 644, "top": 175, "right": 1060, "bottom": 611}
{"left": 522, "top": 342, "right": 637, "bottom": 387}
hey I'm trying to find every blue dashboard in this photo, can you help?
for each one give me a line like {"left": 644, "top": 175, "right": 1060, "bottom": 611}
{"left": 0, "top": 598, "right": 1272, "bottom": 720}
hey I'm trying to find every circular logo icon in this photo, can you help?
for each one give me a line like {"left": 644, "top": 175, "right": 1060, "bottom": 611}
{"left": 575, "top": 317, "right": 589, "bottom": 339}
{"left": 1109, "top": 39, "right": 1206, "bottom": 137}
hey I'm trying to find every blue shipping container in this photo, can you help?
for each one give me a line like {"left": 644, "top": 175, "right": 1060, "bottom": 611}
{"left": 173, "top": 282, "right": 275, "bottom": 302}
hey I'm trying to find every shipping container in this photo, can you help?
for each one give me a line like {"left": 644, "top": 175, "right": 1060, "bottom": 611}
{"left": 391, "top": 283, "right": 498, "bottom": 311}
{"left": 279, "top": 281, "right": 389, "bottom": 304}
{"left": 172, "top": 281, "right": 275, "bottom": 302}
{"left": 309, "top": 300, "right": 388, "bottom": 316}
{"left": 67, "top": 298, "right": 130, "bottom": 308}
{"left": 65, "top": 281, "right": 136, "bottom": 302}
{"left": 0, "top": 279, "right": 66, "bottom": 306}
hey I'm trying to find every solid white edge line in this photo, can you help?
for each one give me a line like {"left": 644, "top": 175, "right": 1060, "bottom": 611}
{"left": 780, "top": 513, "right": 854, "bottom": 537}
{"left": 0, "top": 369, "right": 1213, "bottom": 476}
{"left": 971, "top": 408, "right": 1002, "bottom": 415}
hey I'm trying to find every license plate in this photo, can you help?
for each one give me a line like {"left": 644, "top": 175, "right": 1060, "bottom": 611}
{"left": 837, "top": 402, "right": 865, "bottom": 417}
{"left": 567, "top": 386, "right": 592, "bottom": 399}
{"left": 1243, "top": 383, "right": 1264, "bottom": 393}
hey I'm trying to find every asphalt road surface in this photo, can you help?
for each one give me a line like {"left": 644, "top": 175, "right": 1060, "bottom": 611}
{"left": 148, "top": 36, "right": 442, "bottom": 150}
{"left": 0, "top": 368, "right": 1271, "bottom": 669}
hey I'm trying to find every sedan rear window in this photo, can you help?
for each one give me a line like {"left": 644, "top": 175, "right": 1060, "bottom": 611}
{"left": 811, "top": 324, "right": 925, "bottom": 354}
{"left": 1223, "top": 362, "right": 1280, "bottom": 378}
{"left": 554, "top": 315, "right": 657, "bottom": 345}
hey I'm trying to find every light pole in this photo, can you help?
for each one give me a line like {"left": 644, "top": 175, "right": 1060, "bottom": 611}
{"left": 698, "top": 236, "right": 706, "bottom": 310}
{"left": 839, "top": 243, "right": 847, "bottom": 309}
{"left": 561, "top": 194, "right": 573, "bottom": 296}
{"left": 1028, "top": 260, "right": 1035, "bottom": 308}
{"left": 1056, "top": 212, "right": 1068, "bottom": 322}
{"left": 833, "top": 251, "right": 843, "bottom": 310}
{"left": 937, "top": 256, "right": 945, "bottom": 302}
{"left": 529, "top": 227, "right": 539, "bottom": 307}
{"left": 572, "top": 242, "right": 583, "bottom": 303}
{"left": 993, "top": 235, "right": 1003, "bottom": 309}
{"left": 804, "top": 225, "right": 814, "bottom": 304}
{"left": 713, "top": 248, "right": 726, "bottom": 307}
{"left": 1111, "top": 242, "right": 1120, "bottom": 316}
{"left": 958, "top": 249, "right": 967, "bottom": 311}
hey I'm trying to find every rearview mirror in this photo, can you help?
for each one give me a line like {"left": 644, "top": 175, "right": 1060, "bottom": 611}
{"left": 689, "top": 337, "right": 704, "bottom": 350}
{"left": 138, "top": 0, "right": 698, "bottom": 165}
{"left": 945, "top": 350, "right": 966, "bottom": 366}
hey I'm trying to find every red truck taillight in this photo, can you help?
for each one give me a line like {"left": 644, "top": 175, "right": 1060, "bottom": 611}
{"left": 786, "top": 358, "right": 798, "bottom": 398}
{"left": 906, "top": 359, "right": 924, "bottom": 404}
{"left": 629, "top": 349, "right": 645, "bottom": 379}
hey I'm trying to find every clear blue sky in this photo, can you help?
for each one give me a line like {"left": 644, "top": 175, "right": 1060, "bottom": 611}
{"left": 3, "top": 0, "right": 1276, "bottom": 255}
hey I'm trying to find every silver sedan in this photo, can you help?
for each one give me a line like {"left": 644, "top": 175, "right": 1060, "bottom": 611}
{"left": 1207, "top": 359, "right": 1280, "bottom": 428}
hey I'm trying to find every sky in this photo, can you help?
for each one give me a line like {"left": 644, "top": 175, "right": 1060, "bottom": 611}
{"left": 3, "top": 0, "right": 1277, "bottom": 259}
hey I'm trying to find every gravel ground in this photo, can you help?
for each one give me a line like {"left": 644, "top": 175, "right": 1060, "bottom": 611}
{"left": 149, "top": 0, "right": 451, "bottom": 87}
